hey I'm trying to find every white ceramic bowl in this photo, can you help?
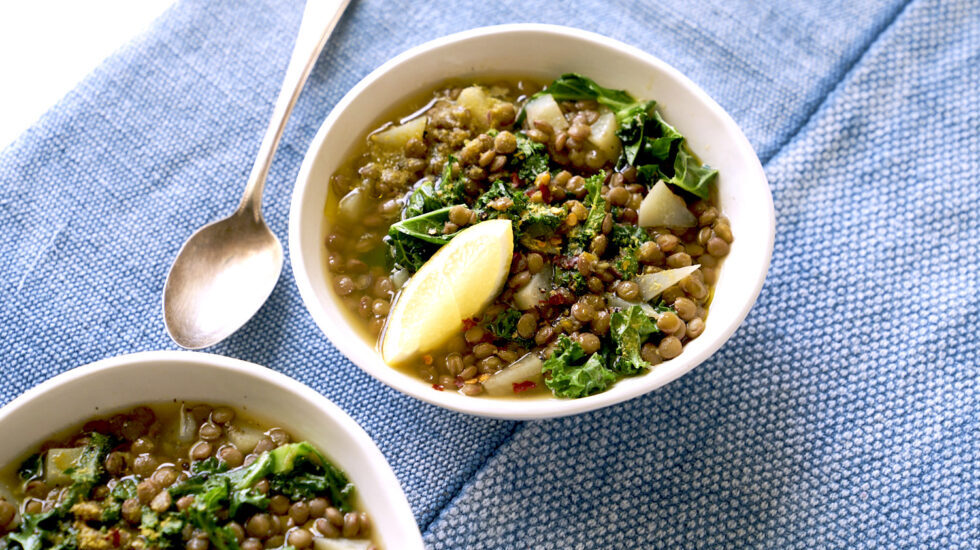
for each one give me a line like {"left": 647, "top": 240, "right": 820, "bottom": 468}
{"left": 289, "top": 24, "right": 774, "bottom": 420}
{"left": 0, "top": 351, "right": 424, "bottom": 549}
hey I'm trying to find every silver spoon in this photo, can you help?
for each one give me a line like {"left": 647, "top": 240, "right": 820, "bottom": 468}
{"left": 164, "top": 0, "right": 351, "bottom": 349}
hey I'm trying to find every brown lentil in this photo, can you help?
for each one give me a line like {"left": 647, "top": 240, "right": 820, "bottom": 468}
{"left": 666, "top": 252, "right": 693, "bottom": 268}
{"left": 673, "top": 297, "right": 697, "bottom": 321}
{"left": 315, "top": 517, "right": 340, "bottom": 538}
{"left": 707, "top": 236, "right": 730, "bottom": 257}
{"left": 287, "top": 529, "right": 313, "bottom": 549}
{"left": 657, "top": 312, "right": 682, "bottom": 333}
{"left": 576, "top": 332, "right": 601, "bottom": 354}
{"left": 616, "top": 281, "right": 641, "bottom": 301}
{"left": 659, "top": 336, "right": 683, "bottom": 359}
{"left": 687, "top": 317, "right": 705, "bottom": 339}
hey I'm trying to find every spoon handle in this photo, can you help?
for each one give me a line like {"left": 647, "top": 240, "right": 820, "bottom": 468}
{"left": 239, "top": 0, "right": 352, "bottom": 217}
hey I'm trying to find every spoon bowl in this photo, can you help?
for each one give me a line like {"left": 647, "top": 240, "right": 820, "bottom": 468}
{"left": 163, "top": 208, "right": 283, "bottom": 349}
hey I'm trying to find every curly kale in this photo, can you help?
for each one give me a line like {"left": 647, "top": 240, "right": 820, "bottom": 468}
{"left": 566, "top": 171, "right": 607, "bottom": 255}
{"left": 542, "top": 335, "right": 617, "bottom": 398}
{"left": 554, "top": 265, "right": 588, "bottom": 295}
{"left": 403, "top": 155, "right": 465, "bottom": 219}
{"left": 168, "top": 442, "right": 354, "bottom": 550}
{"left": 485, "top": 308, "right": 534, "bottom": 348}
{"left": 608, "top": 305, "right": 660, "bottom": 375}
{"left": 509, "top": 132, "right": 550, "bottom": 182}
{"left": 610, "top": 223, "right": 650, "bottom": 279}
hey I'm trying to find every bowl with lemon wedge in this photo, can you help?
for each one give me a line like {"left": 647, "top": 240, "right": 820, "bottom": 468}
{"left": 289, "top": 25, "right": 774, "bottom": 419}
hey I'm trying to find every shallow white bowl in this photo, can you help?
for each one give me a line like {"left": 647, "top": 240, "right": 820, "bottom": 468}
{"left": 0, "top": 351, "right": 424, "bottom": 549}
{"left": 289, "top": 24, "right": 774, "bottom": 420}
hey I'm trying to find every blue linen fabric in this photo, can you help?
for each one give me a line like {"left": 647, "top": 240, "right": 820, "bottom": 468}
{"left": 0, "top": 0, "right": 976, "bottom": 547}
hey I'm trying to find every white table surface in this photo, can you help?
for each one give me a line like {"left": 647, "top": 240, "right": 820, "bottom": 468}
{"left": 0, "top": 0, "right": 174, "bottom": 150}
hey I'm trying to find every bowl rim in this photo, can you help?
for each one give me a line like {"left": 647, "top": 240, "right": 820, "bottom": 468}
{"left": 289, "top": 23, "right": 775, "bottom": 420}
{"left": 0, "top": 351, "right": 424, "bottom": 548}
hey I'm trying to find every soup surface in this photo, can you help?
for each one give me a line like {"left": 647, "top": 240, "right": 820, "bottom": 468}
{"left": 323, "top": 74, "right": 733, "bottom": 399}
{"left": 0, "top": 403, "right": 378, "bottom": 550}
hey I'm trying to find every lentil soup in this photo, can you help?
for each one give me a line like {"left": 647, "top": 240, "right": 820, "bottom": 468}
{"left": 0, "top": 403, "right": 378, "bottom": 550}
{"left": 323, "top": 74, "right": 732, "bottom": 400}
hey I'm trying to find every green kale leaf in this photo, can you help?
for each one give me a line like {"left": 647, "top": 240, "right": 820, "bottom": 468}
{"left": 4, "top": 435, "right": 112, "bottom": 550}
{"left": 610, "top": 224, "right": 650, "bottom": 279}
{"left": 403, "top": 156, "right": 465, "bottom": 219}
{"left": 620, "top": 109, "right": 717, "bottom": 199}
{"left": 614, "top": 247, "right": 641, "bottom": 280}
{"left": 140, "top": 508, "right": 185, "bottom": 549}
{"left": 231, "top": 442, "right": 354, "bottom": 513}
{"left": 519, "top": 202, "right": 565, "bottom": 240}
{"left": 486, "top": 308, "right": 520, "bottom": 339}
{"left": 475, "top": 180, "right": 528, "bottom": 215}
{"left": 403, "top": 180, "right": 443, "bottom": 219}
{"left": 554, "top": 266, "right": 588, "bottom": 295}
{"left": 168, "top": 441, "right": 355, "bottom": 550}
{"left": 60, "top": 432, "right": 112, "bottom": 512}
{"left": 567, "top": 171, "right": 607, "bottom": 254}
{"left": 542, "top": 335, "right": 617, "bottom": 398}
{"left": 610, "top": 223, "right": 649, "bottom": 250}
{"left": 386, "top": 206, "right": 459, "bottom": 271}
{"left": 6, "top": 511, "right": 56, "bottom": 550}
{"left": 101, "top": 478, "right": 138, "bottom": 523}
{"left": 474, "top": 180, "right": 529, "bottom": 235}
{"left": 609, "top": 305, "right": 660, "bottom": 375}
{"left": 521, "top": 73, "right": 717, "bottom": 198}
{"left": 485, "top": 308, "right": 533, "bottom": 347}
{"left": 509, "top": 133, "right": 550, "bottom": 181}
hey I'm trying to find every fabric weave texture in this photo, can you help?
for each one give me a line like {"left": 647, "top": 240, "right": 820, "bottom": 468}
{"left": 0, "top": 0, "right": 976, "bottom": 548}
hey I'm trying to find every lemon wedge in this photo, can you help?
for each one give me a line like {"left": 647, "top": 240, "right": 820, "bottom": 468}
{"left": 381, "top": 219, "right": 514, "bottom": 365}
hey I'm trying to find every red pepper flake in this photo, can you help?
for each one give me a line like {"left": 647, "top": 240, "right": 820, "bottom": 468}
{"left": 462, "top": 317, "right": 479, "bottom": 330}
{"left": 538, "top": 183, "right": 551, "bottom": 203}
{"left": 513, "top": 380, "right": 537, "bottom": 393}
{"left": 422, "top": 354, "right": 433, "bottom": 365}
{"left": 110, "top": 529, "right": 121, "bottom": 546}
{"left": 512, "top": 172, "right": 521, "bottom": 186}
{"left": 432, "top": 384, "right": 444, "bottom": 391}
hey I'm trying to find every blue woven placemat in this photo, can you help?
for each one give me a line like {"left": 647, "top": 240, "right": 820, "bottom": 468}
{"left": 0, "top": 0, "right": 975, "bottom": 547}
